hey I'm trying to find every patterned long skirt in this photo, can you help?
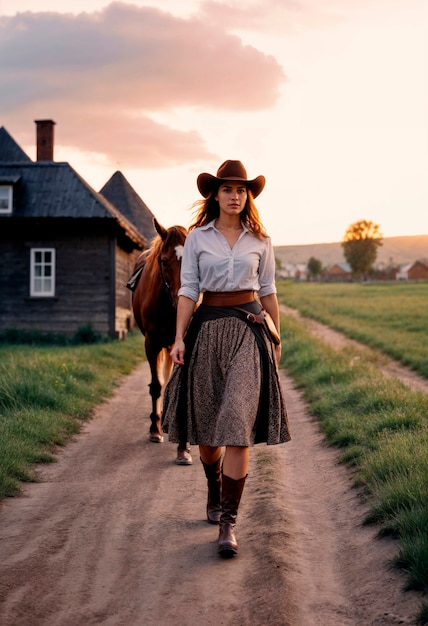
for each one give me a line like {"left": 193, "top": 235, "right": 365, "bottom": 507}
{"left": 162, "top": 314, "right": 291, "bottom": 447}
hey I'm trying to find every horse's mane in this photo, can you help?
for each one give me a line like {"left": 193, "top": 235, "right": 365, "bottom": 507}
{"left": 143, "top": 225, "right": 187, "bottom": 285}
{"left": 143, "top": 235, "right": 164, "bottom": 284}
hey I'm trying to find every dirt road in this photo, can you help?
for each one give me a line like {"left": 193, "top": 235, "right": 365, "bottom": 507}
{"left": 0, "top": 338, "right": 424, "bottom": 624}
{"left": 280, "top": 304, "right": 428, "bottom": 395}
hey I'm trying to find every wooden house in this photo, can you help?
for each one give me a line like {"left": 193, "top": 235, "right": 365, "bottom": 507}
{"left": 0, "top": 120, "right": 156, "bottom": 339}
{"left": 408, "top": 260, "right": 428, "bottom": 281}
{"left": 100, "top": 170, "right": 156, "bottom": 243}
{"left": 396, "top": 261, "right": 428, "bottom": 281}
{"left": 323, "top": 262, "right": 352, "bottom": 282}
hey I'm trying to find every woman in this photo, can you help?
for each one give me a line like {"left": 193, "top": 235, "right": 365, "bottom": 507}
{"left": 162, "top": 160, "right": 291, "bottom": 558}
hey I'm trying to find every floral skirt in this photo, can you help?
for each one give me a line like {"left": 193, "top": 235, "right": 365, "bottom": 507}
{"left": 162, "top": 313, "right": 291, "bottom": 447}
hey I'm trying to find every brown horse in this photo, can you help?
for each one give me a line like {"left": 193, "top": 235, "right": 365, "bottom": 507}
{"left": 131, "top": 218, "right": 191, "bottom": 465}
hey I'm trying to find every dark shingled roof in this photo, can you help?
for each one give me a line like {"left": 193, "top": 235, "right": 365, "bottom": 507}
{"left": 0, "top": 161, "right": 145, "bottom": 248}
{"left": 0, "top": 127, "right": 32, "bottom": 163}
{"left": 100, "top": 171, "right": 156, "bottom": 242}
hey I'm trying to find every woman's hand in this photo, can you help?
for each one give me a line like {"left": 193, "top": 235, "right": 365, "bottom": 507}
{"left": 169, "top": 295, "right": 197, "bottom": 366}
{"left": 170, "top": 339, "right": 186, "bottom": 365}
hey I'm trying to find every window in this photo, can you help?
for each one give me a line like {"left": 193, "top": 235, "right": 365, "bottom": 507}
{"left": 0, "top": 185, "right": 13, "bottom": 214}
{"left": 30, "top": 248, "right": 56, "bottom": 297}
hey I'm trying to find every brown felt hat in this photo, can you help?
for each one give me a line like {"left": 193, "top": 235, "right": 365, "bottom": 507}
{"left": 197, "top": 160, "right": 265, "bottom": 199}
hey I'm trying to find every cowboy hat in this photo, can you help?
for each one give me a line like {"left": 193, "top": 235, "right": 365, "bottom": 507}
{"left": 197, "top": 160, "right": 265, "bottom": 199}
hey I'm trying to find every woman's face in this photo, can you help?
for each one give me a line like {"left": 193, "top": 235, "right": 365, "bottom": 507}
{"left": 215, "top": 182, "right": 247, "bottom": 217}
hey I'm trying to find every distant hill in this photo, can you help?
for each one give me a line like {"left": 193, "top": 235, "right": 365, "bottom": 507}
{"left": 274, "top": 234, "right": 428, "bottom": 268}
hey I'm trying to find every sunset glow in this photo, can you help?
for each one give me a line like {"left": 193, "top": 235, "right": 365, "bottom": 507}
{"left": 1, "top": 0, "right": 427, "bottom": 245}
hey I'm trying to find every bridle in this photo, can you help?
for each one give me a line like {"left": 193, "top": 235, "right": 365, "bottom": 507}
{"left": 158, "top": 229, "right": 185, "bottom": 308}
{"left": 159, "top": 255, "right": 176, "bottom": 308}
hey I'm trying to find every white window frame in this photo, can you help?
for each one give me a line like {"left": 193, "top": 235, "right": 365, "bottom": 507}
{"left": 30, "top": 248, "right": 56, "bottom": 297}
{"left": 0, "top": 185, "right": 13, "bottom": 214}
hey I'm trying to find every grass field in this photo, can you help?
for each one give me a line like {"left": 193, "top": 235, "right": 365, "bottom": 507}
{"left": 0, "top": 332, "right": 145, "bottom": 498}
{"left": 277, "top": 281, "right": 428, "bottom": 378}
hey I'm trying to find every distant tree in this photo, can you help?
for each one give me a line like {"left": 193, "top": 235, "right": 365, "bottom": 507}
{"left": 307, "top": 256, "right": 323, "bottom": 281}
{"left": 341, "top": 219, "right": 383, "bottom": 279}
{"left": 275, "top": 256, "right": 282, "bottom": 273}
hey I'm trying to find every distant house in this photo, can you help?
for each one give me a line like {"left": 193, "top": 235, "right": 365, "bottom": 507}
{"left": 395, "top": 261, "right": 428, "bottom": 281}
{"left": 275, "top": 264, "right": 293, "bottom": 280}
{"left": 396, "top": 263, "right": 412, "bottom": 281}
{"left": 407, "top": 260, "right": 428, "bottom": 281}
{"left": 0, "top": 120, "right": 156, "bottom": 339}
{"left": 276, "top": 262, "right": 308, "bottom": 281}
{"left": 323, "top": 262, "right": 352, "bottom": 282}
{"left": 294, "top": 263, "right": 308, "bottom": 281}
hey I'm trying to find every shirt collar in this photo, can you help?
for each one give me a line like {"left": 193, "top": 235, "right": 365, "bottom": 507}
{"left": 201, "top": 219, "right": 250, "bottom": 234}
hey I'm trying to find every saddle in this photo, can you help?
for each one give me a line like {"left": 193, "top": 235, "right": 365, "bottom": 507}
{"left": 126, "top": 250, "right": 149, "bottom": 291}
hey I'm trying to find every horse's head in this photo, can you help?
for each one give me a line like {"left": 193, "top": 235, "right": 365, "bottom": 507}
{"left": 155, "top": 218, "right": 187, "bottom": 308}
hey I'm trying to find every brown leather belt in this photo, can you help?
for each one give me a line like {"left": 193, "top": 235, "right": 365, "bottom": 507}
{"left": 202, "top": 290, "right": 255, "bottom": 307}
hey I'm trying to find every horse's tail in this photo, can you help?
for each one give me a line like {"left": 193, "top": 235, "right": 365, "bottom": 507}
{"left": 158, "top": 347, "right": 173, "bottom": 387}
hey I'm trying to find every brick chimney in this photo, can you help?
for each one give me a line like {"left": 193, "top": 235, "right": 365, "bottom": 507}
{"left": 35, "top": 119, "right": 56, "bottom": 161}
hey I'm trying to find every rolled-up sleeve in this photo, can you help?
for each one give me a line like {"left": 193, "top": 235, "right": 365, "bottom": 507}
{"left": 257, "top": 237, "right": 277, "bottom": 298}
{"left": 178, "top": 230, "right": 200, "bottom": 302}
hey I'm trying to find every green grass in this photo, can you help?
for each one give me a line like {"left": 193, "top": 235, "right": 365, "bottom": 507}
{"left": 0, "top": 332, "right": 145, "bottom": 498}
{"left": 278, "top": 311, "right": 428, "bottom": 622}
{"left": 277, "top": 281, "right": 428, "bottom": 378}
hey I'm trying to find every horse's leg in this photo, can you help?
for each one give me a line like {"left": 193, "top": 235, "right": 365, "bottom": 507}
{"left": 145, "top": 337, "right": 164, "bottom": 443}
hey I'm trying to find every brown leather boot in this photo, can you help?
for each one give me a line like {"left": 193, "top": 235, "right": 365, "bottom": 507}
{"left": 218, "top": 474, "right": 246, "bottom": 557}
{"left": 200, "top": 457, "right": 222, "bottom": 524}
{"left": 176, "top": 445, "right": 192, "bottom": 466}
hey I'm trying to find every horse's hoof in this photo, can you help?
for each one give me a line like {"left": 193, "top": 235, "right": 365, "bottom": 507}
{"left": 149, "top": 433, "right": 164, "bottom": 443}
{"left": 175, "top": 448, "right": 192, "bottom": 465}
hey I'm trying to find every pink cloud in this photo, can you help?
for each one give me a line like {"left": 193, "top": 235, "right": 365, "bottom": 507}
{"left": 0, "top": 2, "right": 285, "bottom": 167}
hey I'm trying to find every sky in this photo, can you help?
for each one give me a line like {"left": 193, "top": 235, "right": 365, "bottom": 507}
{"left": 1, "top": 0, "right": 427, "bottom": 245}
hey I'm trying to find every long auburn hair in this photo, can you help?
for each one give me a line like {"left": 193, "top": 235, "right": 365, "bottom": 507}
{"left": 189, "top": 186, "right": 268, "bottom": 239}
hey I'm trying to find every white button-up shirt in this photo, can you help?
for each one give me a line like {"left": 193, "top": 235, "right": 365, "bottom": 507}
{"left": 178, "top": 220, "right": 277, "bottom": 302}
